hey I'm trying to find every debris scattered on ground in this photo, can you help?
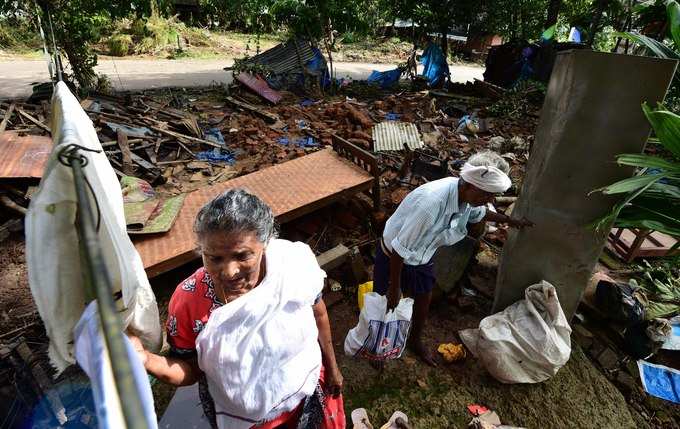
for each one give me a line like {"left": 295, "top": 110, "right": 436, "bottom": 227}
{"left": 437, "top": 343, "right": 466, "bottom": 363}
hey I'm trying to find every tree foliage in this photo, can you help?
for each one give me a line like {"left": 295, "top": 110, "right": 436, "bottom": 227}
{"left": 0, "top": 0, "right": 671, "bottom": 89}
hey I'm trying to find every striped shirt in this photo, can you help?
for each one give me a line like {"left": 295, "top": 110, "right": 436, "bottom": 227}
{"left": 383, "top": 177, "right": 486, "bottom": 266}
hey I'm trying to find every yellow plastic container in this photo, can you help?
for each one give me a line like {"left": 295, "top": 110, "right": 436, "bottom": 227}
{"left": 357, "top": 281, "right": 373, "bottom": 310}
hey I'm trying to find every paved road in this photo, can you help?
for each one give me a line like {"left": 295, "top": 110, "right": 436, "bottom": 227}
{"left": 0, "top": 58, "right": 484, "bottom": 99}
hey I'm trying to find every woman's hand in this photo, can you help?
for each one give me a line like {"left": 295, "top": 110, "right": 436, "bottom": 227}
{"left": 325, "top": 366, "right": 344, "bottom": 398}
{"left": 127, "top": 333, "right": 149, "bottom": 366}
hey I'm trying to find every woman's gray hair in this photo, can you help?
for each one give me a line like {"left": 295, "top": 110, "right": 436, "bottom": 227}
{"left": 194, "top": 189, "right": 277, "bottom": 243}
{"left": 467, "top": 150, "right": 510, "bottom": 174}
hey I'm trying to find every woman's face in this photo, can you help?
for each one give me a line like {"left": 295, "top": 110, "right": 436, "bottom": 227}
{"left": 198, "top": 230, "right": 266, "bottom": 296}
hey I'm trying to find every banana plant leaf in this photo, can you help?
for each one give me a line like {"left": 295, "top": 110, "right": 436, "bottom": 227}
{"left": 615, "top": 31, "right": 680, "bottom": 59}
{"left": 599, "top": 173, "right": 668, "bottom": 194}
{"left": 643, "top": 103, "right": 680, "bottom": 158}
{"left": 668, "top": 0, "right": 680, "bottom": 51}
{"left": 616, "top": 154, "right": 680, "bottom": 172}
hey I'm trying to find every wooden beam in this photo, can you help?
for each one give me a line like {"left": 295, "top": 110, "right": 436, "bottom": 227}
{"left": 117, "top": 130, "right": 134, "bottom": 176}
{"left": 0, "top": 103, "right": 15, "bottom": 134}
{"left": 16, "top": 108, "right": 51, "bottom": 134}
{"left": 149, "top": 125, "right": 222, "bottom": 148}
{"left": 225, "top": 96, "right": 279, "bottom": 124}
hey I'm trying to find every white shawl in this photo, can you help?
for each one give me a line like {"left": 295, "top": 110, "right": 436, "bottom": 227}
{"left": 195, "top": 239, "right": 325, "bottom": 429}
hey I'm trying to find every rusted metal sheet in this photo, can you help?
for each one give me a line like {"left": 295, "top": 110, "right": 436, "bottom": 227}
{"left": 134, "top": 148, "right": 374, "bottom": 277}
{"left": 236, "top": 73, "right": 283, "bottom": 104}
{"left": 0, "top": 132, "right": 52, "bottom": 179}
{"left": 372, "top": 122, "right": 423, "bottom": 152}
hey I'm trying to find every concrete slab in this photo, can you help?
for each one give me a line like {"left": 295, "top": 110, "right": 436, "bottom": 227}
{"left": 158, "top": 384, "right": 210, "bottom": 429}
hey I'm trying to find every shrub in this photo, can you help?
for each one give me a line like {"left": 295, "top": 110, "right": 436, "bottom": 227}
{"left": 108, "top": 34, "right": 132, "bottom": 56}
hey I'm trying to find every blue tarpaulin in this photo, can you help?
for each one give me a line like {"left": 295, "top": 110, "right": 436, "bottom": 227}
{"left": 306, "top": 48, "right": 331, "bottom": 88}
{"left": 196, "top": 151, "right": 235, "bottom": 164}
{"left": 420, "top": 43, "right": 449, "bottom": 87}
{"left": 638, "top": 360, "right": 680, "bottom": 404}
{"left": 367, "top": 68, "right": 402, "bottom": 89}
{"left": 203, "top": 128, "right": 226, "bottom": 146}
{"left": 277, "top": 136, "right": 318, "bottom": 148}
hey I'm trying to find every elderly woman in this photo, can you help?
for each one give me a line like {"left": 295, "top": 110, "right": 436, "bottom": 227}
{"left": 131, "top": 189, "right": 345, "bottom": 429}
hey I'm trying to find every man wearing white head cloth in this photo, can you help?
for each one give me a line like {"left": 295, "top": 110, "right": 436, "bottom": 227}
{"left": 373, "top": 151, "right": 533, "bottom": 366}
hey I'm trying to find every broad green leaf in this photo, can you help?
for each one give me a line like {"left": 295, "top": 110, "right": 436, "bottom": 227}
{"left": 668, "top": 0, "right": 680, "bottom": 50}
{"left": 646, "top": 181, "right": 680, "bottom": 199}
{"left": 599, "top": 173, "right": 667, "bottom": 194}
{"left": 633, "top": 0, "right": 658, "bottom": 13}
{"left": 615, "top": 32, "right": 680, "bottom": 59}
{"left": 616, "top": 153, "right": 680, "bottom": 171}
{"left": 643, "top": 103, "right": 680, "bottom": 158}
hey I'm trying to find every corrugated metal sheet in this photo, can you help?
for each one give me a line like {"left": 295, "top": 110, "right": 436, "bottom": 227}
{"left": 245, "top": 39, "right": 316, "bottom": 75}
{"left": 372, "top": 122, "right": 423, "bottom": 152}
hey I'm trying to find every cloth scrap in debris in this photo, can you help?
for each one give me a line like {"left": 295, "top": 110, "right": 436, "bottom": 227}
{"left": 385, "top": 112, "right": 400, "bottom": 121}
{"left": 300, "top": 99, "right": 315, "bottom": 107}
{"left": 203, "top": 128, "right": 226, "bottom": 146}
{"left": 638, "top": 360, "right": 680, "bottom": 404}
{"left": 367, "top": 68, "right": 402, "bottom": 89}
{"left": 467, "top": 404, "right": 490, "bottom": 416}
{"left": 236, "top": 72, "right": 283, "bottom": 104}
{"left": 196, "top": 151, "right": 235, "bottom": 164}
{"left": 105, "top": 122, "right": 151, "bottom": 138}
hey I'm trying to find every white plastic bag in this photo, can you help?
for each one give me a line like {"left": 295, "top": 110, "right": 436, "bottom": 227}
{"left": 459, "top": 281, "right": 572, "bottom": 383}
{"left": 344, "top": 292, "right": 413, "bottom": 360}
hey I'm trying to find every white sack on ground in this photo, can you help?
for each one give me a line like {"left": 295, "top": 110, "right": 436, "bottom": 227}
{"left": 74, "top": 301, "right": 158, "bottom": 429}
{"left": 459, "top": 281, "right": 572, "bottom": 383}
{"left": 26, "top": 81, "right": 161, "bottom": 373}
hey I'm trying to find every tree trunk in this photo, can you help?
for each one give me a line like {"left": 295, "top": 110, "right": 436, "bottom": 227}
{"left": 440, "top": 24, "right": 448, "bottom": 58}
{"left": 545, "top": 0, "right": 562, "bottom": 28}
{"left": 587, "top": 0, "right": 608, "bottom": 46}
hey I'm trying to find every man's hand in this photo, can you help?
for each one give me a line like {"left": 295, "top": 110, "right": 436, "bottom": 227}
{"left": 508, "top": 217, "right": 534, "bottom": 229}
{"left": 127, "top": 333, "right": 149, "bottom": 366}
{"left": 325, "top": 366, "right": 344, "bottom": 397}
{"left": 386, "top": 285, "right": 401, "bottom": 312}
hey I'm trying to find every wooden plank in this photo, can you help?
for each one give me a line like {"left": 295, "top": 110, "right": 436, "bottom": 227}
{"left": 225, "top": 96, "right": 279, "bottom": 124}
{"left": 149, "top": 125, "right": 222, "bottom": 148}
{"left": 0, "top": 103, "right": 16, "bottom": 134}
{"left": 117, "top": 130, "right": 134, "bottom": 176}
{"left": 16, "top": 108, "right": 51, "bottom": 134}
{"left": 316, "top": 244, "right": 350, "bottom": 271}
{"left": 145, "top": 146, "right": 157, "bottom": 164}
{"left": 130, "top": 152, "right": 157, "bottom": 171}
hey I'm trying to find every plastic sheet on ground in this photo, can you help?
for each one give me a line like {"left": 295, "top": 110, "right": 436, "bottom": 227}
{"left": 638, "top": 360, "right": 680, "bottom": 404}
{"left": 367, "top": 68, "right": 402, "bottom": 89}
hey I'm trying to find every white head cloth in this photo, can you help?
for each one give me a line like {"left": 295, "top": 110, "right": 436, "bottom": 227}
{"left": 460, "top": 163, "right": 512, "bottom": 193}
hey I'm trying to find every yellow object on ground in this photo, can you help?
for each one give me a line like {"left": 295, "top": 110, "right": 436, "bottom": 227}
{"left": 357, "top": 281, "right": 373, "bottom": 310}
{"left": 437, "top": 343, "right": 466, "bottom": 363}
